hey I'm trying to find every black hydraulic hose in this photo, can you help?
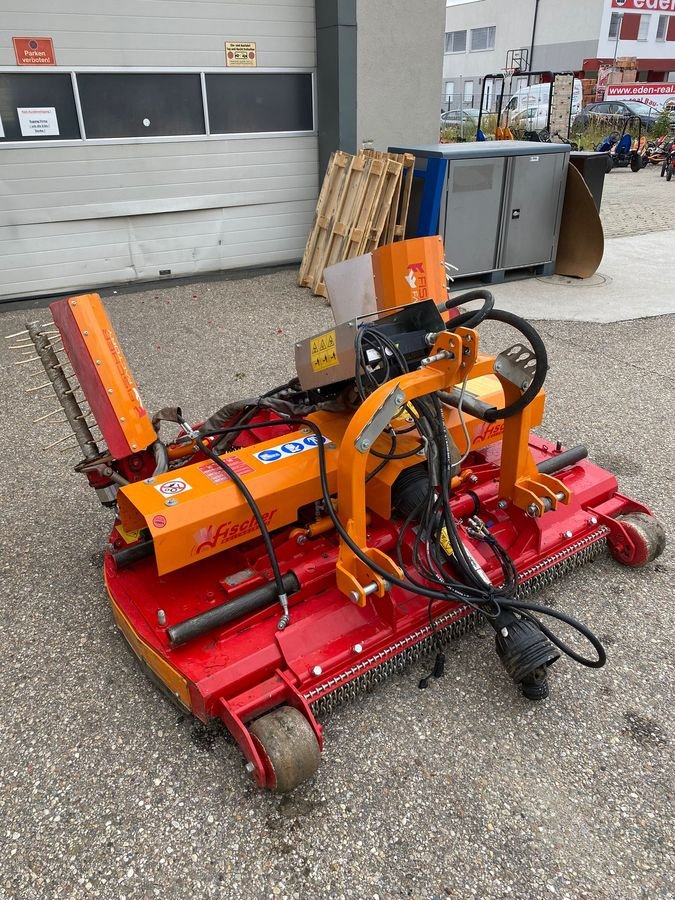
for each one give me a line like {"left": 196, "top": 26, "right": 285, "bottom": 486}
{"left": 452, "top": 308, "right": 548, "bottom": 423}
{"left": 198, "top": 417, "right": 605, "bottom": 669}
{"left": 194, "top": 433, "right": 288, "bottom": 618}
{"left": 440, "top": 288, "right": 495, "bottom": 329}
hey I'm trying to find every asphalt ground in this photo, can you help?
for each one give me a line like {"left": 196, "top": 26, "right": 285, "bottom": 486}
{"left": 1, "top": 210, "right": 674, "bottom": 899}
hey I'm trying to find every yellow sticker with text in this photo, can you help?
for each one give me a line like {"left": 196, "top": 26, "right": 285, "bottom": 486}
{"left": 310, "top": 330, "right": 339, "bottom": 373}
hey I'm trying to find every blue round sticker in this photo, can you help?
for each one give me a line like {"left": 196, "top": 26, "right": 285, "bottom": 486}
{"left": 281, "top": 442, "right": 304, "bottom": 454}
{"left": 258, "top": 449, "right": 282, "bottom": 462}
{"left": 303, "top": 436, "right": 319, "bottom": 447}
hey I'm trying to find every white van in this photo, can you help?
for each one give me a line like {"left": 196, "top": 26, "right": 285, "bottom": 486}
{"left": 504, "top": 79, "right": 583, "bottom": 133}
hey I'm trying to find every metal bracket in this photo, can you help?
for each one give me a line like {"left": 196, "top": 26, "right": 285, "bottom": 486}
{"left": 494, "top": 344, "right": 537, "bottom": 392}
{"left": 354, "top": 383, "right": 405, "bottom": 453}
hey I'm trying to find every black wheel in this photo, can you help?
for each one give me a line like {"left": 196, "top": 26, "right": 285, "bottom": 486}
{"left": 605, "top": 156, "right": 615, "bottom": 174}
{"left": 661, "top": 159, "right": 667, "bottom": 176}
{"left": 630, "top": 155, "right": 641, "bottom": 173}
{"left": 667, "top": 166, "right": 673, "bottom": 182}
{"left": 609, "top": 513, "right": 666, "bottom": 568}
{"left": 249, "top": 706, "right": 320, "bottom": 792}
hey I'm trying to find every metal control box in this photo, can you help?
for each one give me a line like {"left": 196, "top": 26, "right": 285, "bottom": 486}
{"left": 295, "top": 300, "right": 444, "bottom": 391}
{"left": 388, "top": 141, "right": 570, "bottom": 281}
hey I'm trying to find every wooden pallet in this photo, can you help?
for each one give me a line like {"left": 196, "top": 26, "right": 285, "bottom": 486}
{"left": 300, "top": 148, "right": 415, "bottom": 297}
{"left": 298, "top": 150, "right": 351, "bottom": 288}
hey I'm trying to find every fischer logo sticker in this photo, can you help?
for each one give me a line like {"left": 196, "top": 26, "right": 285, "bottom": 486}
{"left": 154, "top": 478, "right": 192, "bottom": 496}
{"left": 194, "top": 509, "right": 278, "bottom": 554}
{"left": 254, "top": 435, "right": 329, "bottom": 464}
{"left": 404, "top": 262, "right": 428, "bottom": 301}
{"left": 152, "top": 514, "right": 167, "bottom": 528}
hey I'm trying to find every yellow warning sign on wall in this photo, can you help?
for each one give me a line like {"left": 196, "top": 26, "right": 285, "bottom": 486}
{"left": 310, "top": 330, "right": 339, "bottom": 373}
{"left": 225, "top": 42, "right": 257, "bottom": 67}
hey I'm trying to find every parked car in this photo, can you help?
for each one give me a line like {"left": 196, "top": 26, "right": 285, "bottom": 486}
{"left": 573, "top": 100, "right": 658, "bottom": 131}
{"left": 440, "top": 108, "right": 480, "bottom": 129}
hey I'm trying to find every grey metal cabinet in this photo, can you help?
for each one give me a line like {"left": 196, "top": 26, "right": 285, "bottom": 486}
{"left": 389, "top": 141, "right": 570, "bottom": 281}
{"left": 500, "top": 151, "right": 568, "bottom": 270}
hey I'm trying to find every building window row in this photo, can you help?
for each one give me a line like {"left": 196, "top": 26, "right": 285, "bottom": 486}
{"left": 0, "top": 70, "right": 314, "bottom": 143}
{"left": 609, "top": 12, "right": 675, "bottom": 42}
{"left": 445, "top": 26, "right": 496, "bottom": 54}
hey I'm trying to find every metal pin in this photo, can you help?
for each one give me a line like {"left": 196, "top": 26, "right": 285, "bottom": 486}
{"left": 26, "top": 382, "right": 55, "bottom": 393}
{"left": 34, "top": 408, "right": 67, "bottom": 423}
{"left": 43, "top": 433, "right": 79, "bottom": 450}
{"left": 8, "top": 344, "right": 34, "bottom": 350}
{"left": 4, "top": 329, "right": 29, "bottom": 340}
{"left": 15, "top": 356, "right": 41, "bottom": 364}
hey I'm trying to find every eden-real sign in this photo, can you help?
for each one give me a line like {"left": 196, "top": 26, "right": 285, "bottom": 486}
{"left": 611, "top": 0, "right": 675, "bottom": 11}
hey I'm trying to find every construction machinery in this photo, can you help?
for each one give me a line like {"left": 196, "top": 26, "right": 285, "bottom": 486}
{"left": 8, "top": 260, "right": 665, "bottom": 792}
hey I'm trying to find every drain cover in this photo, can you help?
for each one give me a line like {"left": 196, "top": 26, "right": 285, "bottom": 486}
{"left": 536, "top": 273, "right": 611, "bottom": 287}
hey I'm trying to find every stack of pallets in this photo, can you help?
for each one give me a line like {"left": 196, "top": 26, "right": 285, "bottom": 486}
{"left": 298, "top": 149, "right": 415, "bottom": 298}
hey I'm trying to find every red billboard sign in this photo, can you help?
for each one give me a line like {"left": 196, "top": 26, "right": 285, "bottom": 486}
{"left": 12, "top": 37, "right": 56, "bottom": 66}
{"left": 611, "top": 0, "right": 675, "bottom": 10}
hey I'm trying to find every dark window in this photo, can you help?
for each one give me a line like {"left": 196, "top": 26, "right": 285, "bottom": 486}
{"left": 77, "top": 73, "right": 205, "bottom": 138}
{"left": 445, "top": 31, "right": 467, "bottom": 53}
{"left": 0, "top": 73, "right": 80, "bottom": 141}
{"left": 205, "top": 73, "right": 313, "bottom": 134}
{"left": 470, "top": 26, "right": 496, "bottom": 52}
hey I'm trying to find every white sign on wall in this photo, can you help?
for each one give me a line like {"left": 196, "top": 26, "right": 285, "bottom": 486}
{"left": 0, "top": 114, "right": 4, "bottom": 138}
{"left": 17, "top": 106, "right": 59, "bottom": 136}
{"left": 606, "top": 83, "right": 675, "bottom": 109}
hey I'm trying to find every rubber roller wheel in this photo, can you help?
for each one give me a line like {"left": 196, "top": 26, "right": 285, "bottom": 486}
{"left": 610, "top": 513, "right": 666, "bottom": 568}
{"left": 249, "top": 706, "right": 320, "bottom": 793}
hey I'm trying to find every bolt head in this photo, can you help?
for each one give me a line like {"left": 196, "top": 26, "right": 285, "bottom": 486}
{"left": 353, "top": 643, "right": 363, "bottom": 654}
{"left": 244, "top": 761, "right": 255, "bottom": 774}
{"left": 157, "top": 609, "right": 166, "bottom": 626}
{"left": 361, "top": 439, "right": 370, "bottom": 449}
{"left": 563, "top": 530, "right": 573, "bottom": 540}
{"left": 165, "top": 498, "right": 177, "bottom": 507}
{"left": 521, "top": 381, "right": 529, "bottom": 390}
{"left": 497, "top": 499, "right": 508, "bottom": 510}
{"left": 469, "top": 475, "right": 479, "bottom": 484}
{"left": 588, "top": 516, "right": 598, "bottom": 526}
{"left": 144, "top": 477, "right": 156, "bottom": 484}
{"left": 107, "top": 388, "right": 113, "bottom": 394}
{"left": 312, "top": 665, "right": 323, "bottom": 677}
{"left": 349, "top": 591, "right": 360, "bottom": 603}
{"left": 527, "top": 503, "right": 539, "bottom": 518}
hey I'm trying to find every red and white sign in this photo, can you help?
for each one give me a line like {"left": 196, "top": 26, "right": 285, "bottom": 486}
{"left": 12, "top": 37, "right": 55, "bottom": 66}
{"left": 198, "top": 458, "right": 254, "bottom": 485}
{"left": 154, "top": 477, "right": 192, "bottom": 496}
{"left": 606, "top": 82, "right": 675, "bottom": 109}
{"left": 611, "top": 0, "right": 675, "bottom": 11}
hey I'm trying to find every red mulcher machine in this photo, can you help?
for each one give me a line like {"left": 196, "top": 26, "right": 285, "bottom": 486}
{"left": 9, "top": 269, "right": 665, "bottom": 792}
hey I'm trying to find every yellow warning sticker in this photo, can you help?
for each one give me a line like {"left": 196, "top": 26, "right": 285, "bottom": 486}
{"left": 439, "top": 526, "right": 454, "bottom": 557}
{"left": 310, "top": 330, "right": 339, "bottom": 373}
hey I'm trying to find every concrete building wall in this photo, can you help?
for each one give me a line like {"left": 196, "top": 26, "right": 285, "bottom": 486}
{"left": 532, "top": 0, "right": 604, "bottom": 70}
{"left": 356, "top": 0, "right": 445, "bottom": 148}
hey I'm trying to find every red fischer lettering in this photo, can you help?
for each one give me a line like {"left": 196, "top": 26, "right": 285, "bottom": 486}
{"left": 193, "top": 509, "right": 278, "bottom": 555}
{"left": 473, "top": 421, "right": 505, "bottom": 447}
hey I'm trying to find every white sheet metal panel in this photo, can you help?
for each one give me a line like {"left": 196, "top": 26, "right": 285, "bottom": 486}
{"left": 0, "top": 201, "right": 316, "bottom": 299}
{"left": 0, "top": 137, "right": 319, "bottom": 227}
{"left": 0, "top": 0, "right": 316, "bottom": 68}
{"left": 0, "top": 0, "right": 317, "bottom": 300}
